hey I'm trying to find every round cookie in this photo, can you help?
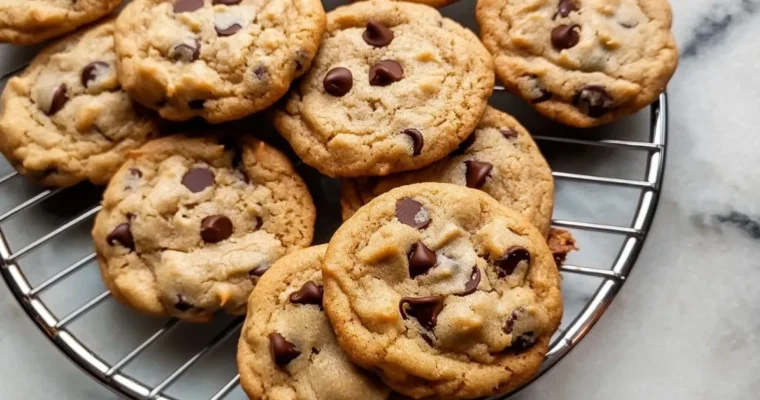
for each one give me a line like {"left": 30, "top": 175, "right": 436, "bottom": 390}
{"left": 237, "top": 245, "right": 392, "bottom": 400}
{"left": 476, "top": 0, "right": 678, "bottom": 127}
{"left": 92, "top": 134, "right": 316, "bottom": 322}
{"left": 274, "top": 0, "right": 494, "bottom": 178}
{"left": 341, "top": 106, "right": 554, "bottom": 236}
{"left": 0, "top": 0, "right": 122, "bottom": 45}
{"left": 323, "top": 183, "right": 563, "bottom": 398}
{"left": 114, "top": 0, "right": 326, "bottom": 123}
{"left": 0, "top": 20, "right": 159, "bottom": 188}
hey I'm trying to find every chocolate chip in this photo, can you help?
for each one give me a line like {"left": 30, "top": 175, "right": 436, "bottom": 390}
{"left": 200, "top": 215, "right": 233, "bottom": 243}
{"left": 169, "top": 39, "right": 201, "bottom": 62}
{"left": 182, "top": 167, "right": 215, "bottom": 192}
{"left": 573, "top": 85, "right": 614, "bottom": 118}
{"left": 212, "top": 0, "right": 241, "bottom": 4}
{"left": 294, "top": 50, "right": 309, "bottom": 71}
{"left": 554, "top": 0, "right": 579, "bottom": 19}
{"left": 323, "top": 67, "right": 353, "bottom": 97}
{"left": 175, "top": 295, "right": 193, "bottom": 311}
{"left": 551, "top": 24, "right": 581, "bottom": 50}
{"left": 289, "top": 281, "right": 324, "bottom": 307}
{"left": 216, "top": 23, "right": 242, "bottom": 36}
{"left": 451, "top": 134, "right": 476, "bottom": 156}
{"left": 421, "top": 333, "right": 434, "bottom": 346}
{"left": 408, "top": 242, "right": 436, "bottom": 278}
{"left": 311, "top": 347, "right": 320, "bottom": 355}
{"left": 249, "top": 264, "right": 270, "bottom": 277}
{"left": 269, "top": 332, "right": 301, "bottom": 367}
{"left": 81, "top": 61, "right": 109, "bottom": 88}
{"left": 465, "top": 160, "right": 493, "bottom": 189}
{"left": 129, "top": 168, "right": 142, "bottom": 178}
{"left": 369, "top": 60, "right": 403, "bottom": 86}
{"left": 402, "top": 129, "right": 423, "bottom": 156}
{"left": 363, "top": 20, "right": 394, "bottom": 47}
{"left": 399, "top": 296, "right": 445, "bottom": 330}
{"left": 510, "top": 332, "right": 537, "bottom": 353}
{"left": 500, "top": 129, "right": 518, "bottom": 139}
{"left": 106, "top": 223, "right": 134, "bottom": 250}
{"left": 496, "top": 247, "right": 531, "bottom": 277}
{"left": 173, "top": 0, "right": 204, "bottom": 13}
{"left": 253, "top": 66, "right": 268, "bottom": 80}
{"left": 46, "top": 84, "right": 69, "bottom": 115}
{"left": 458, "top": 267, "right": 481, "bottom": 296}
{"left": 189, "top": 99, "right": 206, "bottom": 109}
{"left": 504, "top": 306, "right": 526, "bottom": 334}
{"left": 395, "top": 198, "right": 431, "bottom": 229}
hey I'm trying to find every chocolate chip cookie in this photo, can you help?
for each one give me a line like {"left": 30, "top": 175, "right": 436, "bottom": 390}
{"left": 237, "top": 245, "right": 392, "bottom": 400}
{"left": 92, "top": 134, "right": 316, "bottom": 322}
{"left": 341, "top": 106, "right": 555, "bottom": 236}
{"left": 114, "top": 0, "right": 326, "bottom": 123}
{"left": 323, "top": 183, "right": 563, "bottom": 398}
{"left": 0, "top": 0, "right": 122, "bottom": 45}
{"left": 0, "top": 20, "right": 159, "bottom": 188}
{"left": 476, "top": 0, "right": 678, "bottom": 127}
{"left": 274, "top": 0, "right": 494, "bottom": 177}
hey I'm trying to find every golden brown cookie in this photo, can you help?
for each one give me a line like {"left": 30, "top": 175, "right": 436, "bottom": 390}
{"left": 323, "top": 183, "right": 563, "bottom": 398}
{"left": 92, "top": 134, "right": 316, "bottom": 322}
{"left": 237, "top": 245, "right": 392, "bottom": 400}
{"left": 476, "top": 0, "right": 678, "bottom": 127}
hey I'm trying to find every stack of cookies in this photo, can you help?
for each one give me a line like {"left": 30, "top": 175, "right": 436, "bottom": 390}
{"left": 0, "top": 0, "right": 677, "bottom": 398}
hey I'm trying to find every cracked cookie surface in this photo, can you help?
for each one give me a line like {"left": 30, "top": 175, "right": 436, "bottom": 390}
{"left": 476, "top": 0, "right": 678, "bottom": 127}
{"left": 237, "top": 245, "right": 392, "bottom": 400}
{"left": 274, "top": 0, "right": 494, "bottom": 177}
{"left": 0, "top": 19, "right": 159, "bottom": 187}
{"left": 114, "top": 0, "right": 326, "bottom": 123}
{"left": 92, "top": 134, "right": 315, "bottom": 322}
{"left": 0, "top": 0, "right": 122, "bottom": 44}
{"left": 341, "top": 107, "right": 554, "bottom": 236}
{"left": 323, "top": 183, "right": 562, "bottom": 398}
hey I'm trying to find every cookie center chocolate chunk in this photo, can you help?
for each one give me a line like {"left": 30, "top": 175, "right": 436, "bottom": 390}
{"left": 363, "top": 21, "right": 394, "bottom": 47}
{"left": 395, "top": 198, "right": 431, "bottom": 229}
{"left": 289, "top": 281, "right": 324, "bottom": 306}
{"left": 465, "top": 160, "right": 493, "bottom": 189}
{"left": 106, "top": 223, "right": 135, "bottom": 250}
{"left": 458, "top": 267, "right": 481, "bottom": 296}
{"left": 269, "top": 332, "right": 301, "bottom": 366}
{"left": 551, "top": 24, "right": 581, "bottom": 50}
{"left": 174, "top": 0, "right": 204, "bottom": 13}
{"left": 81, "top": 61, "right": 110, "bottom": 89}
{"left": 496, "top": 246, "right": 531, "bottom": 277}
{"left": 408, "top": 242, "right": 437, "bottom": 278}
{"left": 399, "top": 296, "right": 445, "bottom": 330}
{"left": 402, "top": 128, "right": 424, "bottom": 156}
{"left": 573, "top": 85, "right": 614, "bottom": 117}
{"left": 323, "top": 67, "right": 353, "bottom": 97}
{"left": 169, "top": 39, "right": 201, "bottom": 62}
{"left": 369, "top": 60, "right": 404, "bottom": 86}
{"left": 200, "top": 215, "right": 233, "bottom": 243}
{"left": 182, "top": 167, "right": 215, "bottom": 192}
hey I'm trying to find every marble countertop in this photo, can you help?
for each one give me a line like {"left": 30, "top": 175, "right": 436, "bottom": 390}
{"left": 1, "top": 0, "right": 759, "bottom": 399}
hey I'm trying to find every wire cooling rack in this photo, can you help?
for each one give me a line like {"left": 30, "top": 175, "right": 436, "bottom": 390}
{"left": 0, "top": 2, "right": 667, "bottom": 398}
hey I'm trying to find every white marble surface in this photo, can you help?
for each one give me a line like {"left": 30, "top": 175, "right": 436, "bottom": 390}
{"left": 2, "top": 0, "right": 760, "bottom": 399}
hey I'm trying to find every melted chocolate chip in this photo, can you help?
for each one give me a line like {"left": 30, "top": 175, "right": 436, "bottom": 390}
{"left": 402, "top": 129, "right": 423, "bottom": 156}
{"left": 363, "top": 21, "right": 394, "bottom": 47}
{"left": 496, "top": 247, "right": 531, "bottom": 277}
{"left": 458, "top": 267, "right": 481, "bottom": 296}
{"left": 551, "top": 24, "right": 581, "bottom": 50}
{"left": 421, "top": 333, "right": 434, "bottom": 346}
{"left": 465, "top": 160, "right": 493, "bottom": 189}
{"left": 212, "top": 0, "right": 241, "bottom": 4}
{"left": 81, "top": 61, "right": 109, "bottom": 88}
{"left": 269, "top": 332, "right": 301, "bottom": 366}
{"left": 395, "top": 198, "right": 431, "bottom": 229}
{"left": 106, "top": 223, "right": 134, "bottom": 250}
{"left": 510, "top": 332, "right": 537, "bottom": 353}
{"left": 504, "top": 307, "right": 525, "bottom": 334}
{"left": 399, "top": 296, "right": 445, "bottom": 330}
{"left": 47, "top": 84, "right": 69, "bottom": 115}
{"left": 289, "top": 281, "right": 324, "bottom": 307}
{"left": 573, "top": 85, "right": 614, "bottom": 118}
{"left": 554, "top": 0, "right": 579, "bottom": 19}
{"left": 175, "top": 295, "right": 193, "bottom": 311}
{"left": 408, "top": 242, "right": 436, "bottom": 278}
{"left": 323, "top": 67, "right": 353, "bottom": 97}
{"left": 182, "top": 167, "right": 215, "bottom": 192}
{"left": 216, "top": 23, "right": 242, "bottom": 37}
{"left": 369, "top": 60, "right": 403, "bottom": 86}
{"left": 129, "top": 168, "right": 142, "bottom": 178}
{"left": 500, "top": 129, "right": 518, "bottom": 139}
{"left": 200, "top": 215, "right": 233, "bottom": 243}
{"left": 249, "top": 264, "right": 270, "bottom": 277}
{"left": 169, "top": 39, "right": 201, "bottom": 62}
{"left": 174, "top": 0, "right": 204, "bottom": 13}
